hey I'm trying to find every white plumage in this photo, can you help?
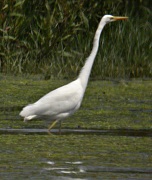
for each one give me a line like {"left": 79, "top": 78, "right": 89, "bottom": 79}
{"left": 21, "top": 79, "right": 83, "bottom": 121}
{"left": 20, "top": 15, "right": 128, "bottom": 132}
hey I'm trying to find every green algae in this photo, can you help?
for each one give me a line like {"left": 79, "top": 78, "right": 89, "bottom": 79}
{"left": 0, "top": 75, "right": 152, "bottom": 178}
{"left": 0, "top": 134, "right": 152, "bottom": 179}
{"left": 1, "top": 134, "right": 152, "bottom": 167}
{"left": 0, "top": 75, "right": 151, "bottom": 130}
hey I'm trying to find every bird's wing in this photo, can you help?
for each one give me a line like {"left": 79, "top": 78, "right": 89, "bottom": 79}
{"left": 20, "top": 79, "right": 83, "bottom": 118}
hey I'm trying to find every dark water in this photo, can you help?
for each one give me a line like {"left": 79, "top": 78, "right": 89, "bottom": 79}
{"left": 0, "top": 128, "right": 152, "bottom": 137}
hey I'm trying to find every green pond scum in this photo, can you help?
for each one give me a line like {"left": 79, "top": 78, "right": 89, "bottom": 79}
{"left": 0, "top": 75, "right": 152, "bottom": 179}
{"left": 0, "top": 74, "right": 151, "bottom": 130}
{"left": 0, "top": 134, "right": 152, "bottom": 179}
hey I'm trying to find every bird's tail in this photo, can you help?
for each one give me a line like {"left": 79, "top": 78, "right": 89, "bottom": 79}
{"left": 23, "top": 115, "right": 37, "bottom": 122}
{"left": 20, "top": 104, "right": 38, "bottom": 121}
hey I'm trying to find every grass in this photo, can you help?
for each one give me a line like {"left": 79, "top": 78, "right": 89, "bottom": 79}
{"left": 0, "top": 1, "right": 151, "bottom": 78}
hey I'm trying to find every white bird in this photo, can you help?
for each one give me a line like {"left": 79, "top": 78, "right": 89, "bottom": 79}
{"left": 20, "top": 15, "right": 128, "bottom": 133}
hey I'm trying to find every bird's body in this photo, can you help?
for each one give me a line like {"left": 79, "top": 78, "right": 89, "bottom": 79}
{"left": 20, "top": 15, "right": 128, "bottom": 132}
{"left": 21, "top": 79, "right": 83, "bottom": 122}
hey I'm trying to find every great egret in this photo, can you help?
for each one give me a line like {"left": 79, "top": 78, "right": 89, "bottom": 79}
{"left": 20, "top": 15, "right": 128, "bottom": 132}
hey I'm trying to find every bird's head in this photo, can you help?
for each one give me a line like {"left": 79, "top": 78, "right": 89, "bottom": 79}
{"left": 102, "top": 15, "right": 128, "bottom": 24}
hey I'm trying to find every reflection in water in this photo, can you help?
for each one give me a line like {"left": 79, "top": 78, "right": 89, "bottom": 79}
{"left": 42, "top": 161, "right": 152, "bottom": 178}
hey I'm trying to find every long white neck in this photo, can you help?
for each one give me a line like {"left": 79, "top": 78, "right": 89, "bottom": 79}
{"left": 78, "top": 18, "right": 106, "bottom": 91}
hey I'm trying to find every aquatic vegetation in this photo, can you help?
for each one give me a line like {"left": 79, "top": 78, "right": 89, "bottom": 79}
{"left": 0, "top": 134, "right": 152, "bottom": 179}
{"left": 0, "top": 75, "right": 152, "bottom": 179}
{"left": 0, "top": 75, "right": 151, "bottom": 130}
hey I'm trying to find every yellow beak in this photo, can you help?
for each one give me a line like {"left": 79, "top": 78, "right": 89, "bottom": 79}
{"left": 113, "top": 16, "right": 128, "bottom": 21}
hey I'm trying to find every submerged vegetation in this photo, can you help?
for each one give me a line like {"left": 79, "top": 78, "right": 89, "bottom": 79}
{"left": 0, "top": 0, "right": 152, "bottom": 78}
{"left": 0, "top": 75, "right": 151, "bottom": 130}
{"left": 0, "top": 75, "right": 151, "bottom": 179}
{"left": 1, "top": 134, "right": 152, "bottom": 179}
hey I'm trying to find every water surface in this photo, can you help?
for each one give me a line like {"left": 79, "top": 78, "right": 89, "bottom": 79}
{"left": 0, "top": 76, "right": 152, "bottom": 179}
